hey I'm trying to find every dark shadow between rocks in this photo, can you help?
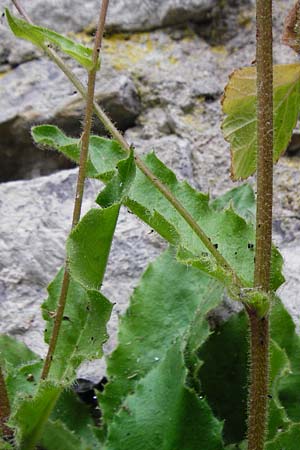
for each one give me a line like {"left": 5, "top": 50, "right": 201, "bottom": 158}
{"left": 0, "top": 93, "right": 140, "bottom": 183}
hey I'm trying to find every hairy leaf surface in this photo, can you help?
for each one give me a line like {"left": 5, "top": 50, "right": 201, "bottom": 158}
{"left": 6, "top": 10, "right": 96, "bottom": 70}
{"left": 31, "top": 125, "right": 127, "bottom": 181}
{"left": 67, "top": 205, "right": 120, "bottom": 290}
{"left": 43, "top": 274, "right": 111, "bottom": 383}
{"left": 100, "top": 248, "right": 223, "bottom": 424}
{"left": 41, "top": 420, "right": 88, "bottom": 450}
{"left": 222, "top": 64, "right": 300, "bottom": 179}
{"left": 31, "top": 123, "right": 285, "bottom": 292}
{"left": 265, "top": 424, "right": 300, "bottom": 449}
{"left": 198, "top": 300, "right": 300, "bottom": 445}
{"left": 104, "top": 341, "right": 224, "bottom": 450}
{"left": 124, "top": 153, "right": 284, "bottom": 291}
{"left": 11, "top": 382, "right": 61, "bottom": 450}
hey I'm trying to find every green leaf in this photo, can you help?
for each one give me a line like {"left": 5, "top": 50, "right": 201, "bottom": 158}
{"left": 222, "top": 64, "right": 300, "bottom": 179}
{"left": 0, "top": 336, "right": 42, "bottom": 407}
{"left": 0, "top": 335, "right": 39, "bottom": 371}
{"left": 41, "top": 420, "right": 89, "bottom": 450}
{"left": 198, "top": 300, "right": 296, "bottom": 445}
{"left": 100, "top": 248, "right": 223, "bottom": 424}
{"left": 43, "top": 272, "right": 112, "bottom": 384}
{"left": 104, "top": 341, "right": 224, "bottom": 450}
{"left": 211, "top": 183, "right": 256, "bottom": 223}
{"left": 31, "top": 125, "right": 127, "bottom": 181}
{"left": 268, "top": 340, "right": 291, "bottom": 440}
{"left": 43, "top": 204, "right": 120, "bottom": 383}
{"left": 6, "top": 361, "right": 42, "bottom": 407}
{"left": 265, "top": 424, "right": 300, "bottom": 449}
{"left": 32, "top": 125, "right": 285, "bottom": 293}
{"left": 97, "top": 150, "right": 136, "bottom": 207}
{"left": 50, "top": 390, "right": 99, "bottom": 448}
{"left": 67, "top": 205, "right": 120, "bottom": 290}
{"left": 11, "top": 382, "right": 61, "bottom": 450}
{"left": 6, "top": 10, "right": 96, "bottom": 70}
{"left": 0, "top": 438, "right": 13, "bottom": 449}
{"left": 198, "top": 311, "right": 249, "bottom": 444}
{"left": 270, "top": 300, "right": 300, "bottom": 423}
{"left": 125, "top": 153, "right": 284, "bottom": 292}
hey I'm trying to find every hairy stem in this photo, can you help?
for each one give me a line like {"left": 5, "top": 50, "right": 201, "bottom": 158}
{"left": 247, "top": 311, "right": 270, "bottom": 450}
{"left": 41, "top": 0, "right": 110, "bottom": 380}
{"left": 247, "top": 1, "right": 273, "bottom": 449}
{"left": 11, "top": 0, "right": 243, "bottom": 287}
{"left": 0, "top": 366, "right": 13, "bottom": 439}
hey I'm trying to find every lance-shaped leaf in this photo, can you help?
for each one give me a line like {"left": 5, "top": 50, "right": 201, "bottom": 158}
{"left": 100, "top": 248, "right": 223, "bottom": 424}
{"left": 6, "top": 10, "right": 96, "bottom": 70}
{"left": 31, "top": 125, "right": 127, "bottom": 182}
{"left": 67, "top": 205, "right": 120, "bottom": 290}
{"left": 43, "top": 276, "right": 112, "bottom": 383}
{"left": 123, "top": 153, "right": 284, "bottom": 292}
{"left": 104, "top": 341, "right": 224, "bottom": 450}
{"left": 222, "top": 64, "right": 300, "bottom": 179}
{"left": 43, "top": 206, "right": 120, "bottom": 383}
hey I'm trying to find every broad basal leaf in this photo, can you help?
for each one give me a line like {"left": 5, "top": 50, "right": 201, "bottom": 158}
{"left": 6, "top": 10, "right": 96, "bottom": 70}
{"left": 222, "top": 64, "right": 300, "bottom": 179}
{"left": 198, "top": 299, "right": 300, "bottom": 445}
{"left": 100, "top": 248, "right": 223, "bottom": 425}
{"left": 104, "top": 341, "right": 224, "bottom": 450}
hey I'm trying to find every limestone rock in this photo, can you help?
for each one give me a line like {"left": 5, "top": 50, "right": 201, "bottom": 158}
{"left": 0, "top": 169, "right": 163, "bottom": 375}
{"left": 0, "top": 58, "right": 140, "bottom": 181}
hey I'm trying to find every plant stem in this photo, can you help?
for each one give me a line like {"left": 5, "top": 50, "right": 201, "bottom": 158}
{"left": 41, "top": 0, "right": 110, "bottom": 380}
{"left": 0, "top": 366, "right": 13, "bottom": 439}
{"left": 11, "top": 0, "right": 243, "bottom": 287}
{"left": 247, "top": 1, "right": 273, "bottom": 449}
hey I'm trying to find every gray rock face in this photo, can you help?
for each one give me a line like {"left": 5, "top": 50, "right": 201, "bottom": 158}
{"left": 0, "top": 170, "right": 164, "bottom": 381}
{"left": 107, "top": 0, "right": 218, "bottom": 31}
{"left": 0, "top": 0, "right": 218, "bottom": 66}
{"left": 1, "top": 0, "right": 300, "bottom": 382}
{"left": 0, "top": 58, "right": 140, "bottom": 181}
